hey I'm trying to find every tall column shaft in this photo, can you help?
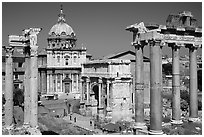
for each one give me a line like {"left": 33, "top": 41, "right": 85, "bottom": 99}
{"left": 4, "top": 47, "right": 14, "bottom": 127}
{"left": 149, "top": 41, "right": 163, "bottom": 134}
{"left": 189, "top": 47, "right": 198, "bottom": 118}
{"left": 47, "top": 74, "right": 50, "bottom": 94}
{"left": 42, "top": 71, "right": 47, "bottom": 94}
{"left": 171, "top": 45, "right": 181, "bottom": 123}
{"left": 86, "top": 77, "right": 90, "bottom": 103}
{"left": 80, "top": 79, "right": 84, "bottom": 102}
{"left": 24, "top": 55, "right": 31, "bottom": 125}
{"left": 50, "top": 74, "right": 53, "bottom": 93}
{"left": 107, "top": 80, "right": 110, "bottom": 108}
{"left": 134, "top": 45, "right": 145, "bottom": 125}
{"left": 60, "top": 74, "right": 63, "bottom": 92}
{"left": 30, "top": 46, "right": 38, "bottom": 128}
{"left": 98, "top": 78, "right": 102, "bottom": 108}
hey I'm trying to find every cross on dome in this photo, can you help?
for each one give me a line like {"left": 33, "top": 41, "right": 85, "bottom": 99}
{"left": 58, "top": 4, "right": 66, "bottom": 23}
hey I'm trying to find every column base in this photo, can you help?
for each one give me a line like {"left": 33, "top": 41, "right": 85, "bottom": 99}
{"left": 149, "top": 130, "right": 163, "bottom": 135}
{"left": 132, "top": 122, "right": 147, "bottom": 135}
{"left": 3, "top": 124, "right": 15, "bottom": 130}
{"left": 23, "top": 126, "right": 42, "bottom": 135}
{"left": 188, "top": 117, "right": 200, "bottom": 122}
{"left": 171, "top": 119, "right": 183, "bottom": 125}
{"left": 23, "top": 123, "right": 31, "bottom": 128}
{"left": 133, "top": 122, "right": 147, "bottom": 130}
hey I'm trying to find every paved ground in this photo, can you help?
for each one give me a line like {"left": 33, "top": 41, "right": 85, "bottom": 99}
{"left": 63, "top": 113, "right": 103, "bottom": 134}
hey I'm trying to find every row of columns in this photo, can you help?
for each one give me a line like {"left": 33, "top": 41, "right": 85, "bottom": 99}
{"left": 4, "top": 28, "right": 41, "bottom": 130}
{"left": 133, "top": 39, "right": 199, "bottom": 134}
{"left": 46, "top": 73, "right": 80, "bottom": 94}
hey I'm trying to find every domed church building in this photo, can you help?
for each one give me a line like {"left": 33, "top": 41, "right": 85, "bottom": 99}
{"left": 44, "top": 6, "right": 87, "bottom": 99}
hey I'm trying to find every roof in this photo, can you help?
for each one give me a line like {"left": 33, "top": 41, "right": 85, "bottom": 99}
{"left": 103, "top": 50, "right": 150, "bottom": 62}
{"left": 84, "top": 59, "right": 131, "bottom": 65}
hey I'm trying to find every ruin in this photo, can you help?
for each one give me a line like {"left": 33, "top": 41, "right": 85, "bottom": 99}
{"left": 4, "top": 28, "right": 42, "bottom": 134}
{"left": 2, "top": 9, "right": 202, "bottom": 135}
{"left": 126, "top": 11, "right": 202, "bottom": 134}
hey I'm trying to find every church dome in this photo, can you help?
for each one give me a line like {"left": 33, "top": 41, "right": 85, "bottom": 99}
{"left": 49, "top": 22, "right": 74, "bottom": 36}
{"left": 48, "top": 6, "right": 75, "bottom": 36}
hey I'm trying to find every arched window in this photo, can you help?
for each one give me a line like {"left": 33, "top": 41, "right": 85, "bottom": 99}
{"left": 57, "top": 56, "right": 60, "bottom": 63}
{"left": 65, "top": 58, "right": 68, "bottom": 65}
{"left": 61, "top": 32, "right": 66, "bottom": 35}
{"left": 74, "top": 56, "right": 77, "bottom": 63}
{"left": 52, "top": 32, "right": 56, "bottom": 36}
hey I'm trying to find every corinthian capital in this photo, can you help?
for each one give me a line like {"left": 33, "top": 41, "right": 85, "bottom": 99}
{"left": 30, "top": 45, "right": 38, "bottom": 57}
{"left": 27, "top": 28, "right": 42, "bottom": 46}
{"left": 4, "top": 46, "right": 14, "bottom": 58}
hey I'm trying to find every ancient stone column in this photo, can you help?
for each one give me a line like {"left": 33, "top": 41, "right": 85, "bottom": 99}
{"left": 47, "top": 74, "right": 50, "bottom": 94}
{"left": 29, "top": 28, "right": 41, "bottom": 128}
{"left": 98, "top": 77, "right": 103, "bottom": 108}
{"left": 170, "top": 44, "right": 182, "bottom": 124}
{"left": 98, "top": 77, "right": 104, "bottom": 117}
{"left": 106, "top": 80, "right": 110, "bottom": 109}
{"left": 188, "top": 45, "right": 198, "bottom": 122}
{"left": 149, "top": 40, "right": 163, "bottom": 135}
{"left": 30, "top": 45, "right": 39, "bottom": 128}
{"left": 4, "top": 46, "right": 14, "bottom": 128}
{"left": 86, "top": 77, "right": 90, "bottom": 104}
{"left": 23, "top": 46, "right": 31, "bottom": 126}
{"left": 80, "top": 79, "right": 84, "bottom": 102}
{"left": 134, "top": 43, "right": 146, "bottom": 130}
{"left": 42, "top": 71, "right": 47, "bottom": 94}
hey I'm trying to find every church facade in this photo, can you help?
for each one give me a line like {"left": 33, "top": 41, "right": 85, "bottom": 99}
{"left": 38, "top": 7, "right": 87, "bottom": 99}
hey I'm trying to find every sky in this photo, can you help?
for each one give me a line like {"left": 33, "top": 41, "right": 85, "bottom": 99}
{"left": 2, "top": 2, "right": 202, "bottom": 59}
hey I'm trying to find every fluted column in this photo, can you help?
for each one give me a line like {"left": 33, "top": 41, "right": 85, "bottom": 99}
{"left": 23, "top": 46, "right": 31, "bottom": 126}
{"left": 4, "top": 46, "right": 14, "bottom": 128}
{"left": 149, "top": 40, "right": 163, "bottom": 135}
{"left": 188, "top": 45, "right": 198, "bottom": 121}
{"left": 134, "top": 43, "right": 146, "bottom": 129}
{"left": 170, "top": 43, "right": 182, "bottom": 124}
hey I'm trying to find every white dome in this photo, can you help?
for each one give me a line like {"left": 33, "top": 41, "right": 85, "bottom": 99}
{"left": 49, "top": 22, "right": 75, "bottom": 36}
{"left": 48, "top": 6, "right": 75, "bottom": 37}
